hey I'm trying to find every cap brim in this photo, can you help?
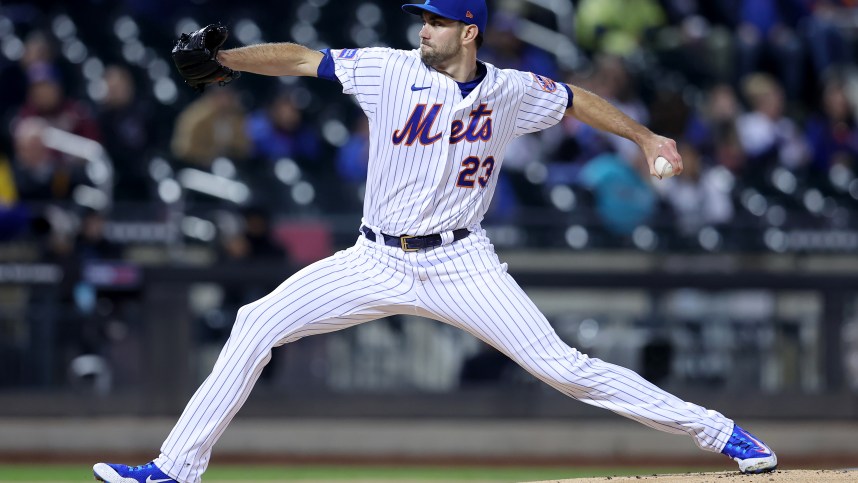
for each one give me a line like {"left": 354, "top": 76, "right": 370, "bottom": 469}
{"left": 402, "top": 4, "right": 462, "bottom": 23}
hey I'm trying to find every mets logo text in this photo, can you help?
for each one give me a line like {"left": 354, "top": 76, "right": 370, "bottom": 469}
{"left": 531, "top": 73, "right": 557, "bottom": 93}
{"left": 392, "top": 104, "right": 493, "bottom": 146}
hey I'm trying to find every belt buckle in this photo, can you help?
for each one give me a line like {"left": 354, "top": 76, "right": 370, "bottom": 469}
{"left": 400, "top": 235, "right": 419, "bottom": 252}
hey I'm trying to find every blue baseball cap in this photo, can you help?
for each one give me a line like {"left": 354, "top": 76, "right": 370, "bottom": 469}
{"left": 402, "top": 0, "right": 488, "bottom": 35}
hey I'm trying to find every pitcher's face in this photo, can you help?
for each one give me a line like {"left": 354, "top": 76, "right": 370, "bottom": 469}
{"left": 418, "top": 12, "right": 464, "bottom": 68}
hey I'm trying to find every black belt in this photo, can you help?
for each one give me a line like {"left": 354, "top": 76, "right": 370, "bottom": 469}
{"left": 361, "top": 225, "right": 470, "bottom": 252}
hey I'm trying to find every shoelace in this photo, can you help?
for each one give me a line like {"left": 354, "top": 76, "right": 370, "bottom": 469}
{"left": 728, "top": 435, "right": 766, "bottom": 455}
{"left": 130, "top": 463, "right": 154, "bottom": 472}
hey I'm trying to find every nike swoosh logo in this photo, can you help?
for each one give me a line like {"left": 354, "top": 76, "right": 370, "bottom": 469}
{"left": 740, "top": 430, "right": 769, "bottom": 454}
{"left": 411, "top": 84, "right": 431, "bottom": 91}
{"left": 146, "top": 477, "right": 173, "bottom": 483}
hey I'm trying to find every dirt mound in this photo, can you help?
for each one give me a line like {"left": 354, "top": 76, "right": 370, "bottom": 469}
{"left": 527, "top": 469, "right": 858, "bottom": 483}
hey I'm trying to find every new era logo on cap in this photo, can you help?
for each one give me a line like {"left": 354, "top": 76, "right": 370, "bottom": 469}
{"left": 402, "top": 0, "right": 488, "bottom": 34}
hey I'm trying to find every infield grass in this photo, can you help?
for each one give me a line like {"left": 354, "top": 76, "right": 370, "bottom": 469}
{"left": 0, "top": 464, "right": 718, "bottom": 482}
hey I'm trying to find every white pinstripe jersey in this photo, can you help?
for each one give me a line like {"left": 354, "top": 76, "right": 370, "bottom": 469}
{"left": 331, "top": 47, "right": 569, "bottom": 236}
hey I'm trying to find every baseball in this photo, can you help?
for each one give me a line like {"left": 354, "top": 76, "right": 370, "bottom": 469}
{"left": 655, "top": 156, "right": 675, "bottom": 178}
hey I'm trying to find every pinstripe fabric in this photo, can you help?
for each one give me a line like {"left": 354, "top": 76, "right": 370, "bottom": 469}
{"left": 330, "top": 48, "right": 567, "bottom": 237}
{"left": 411, "top": 229, "right": 733, "bottom": 453}
{"left": 151, "top": 48, "right": 733, "bottom": 483}
{"left": 156, "top": 239, "right": 418, "bottom": 483}
{"left": 154, "top": 233, "right": 732, "bottom": 482}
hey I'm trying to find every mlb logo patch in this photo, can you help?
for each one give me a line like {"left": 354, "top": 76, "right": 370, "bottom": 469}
{"left": 339, "top": 49, "right": 358, "bottom": 59}
{"left": 531, "top": 73, "right": 558, "bottom": 93}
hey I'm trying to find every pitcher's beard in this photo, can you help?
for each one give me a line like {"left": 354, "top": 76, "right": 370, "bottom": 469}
{"left": 420, "top": 42, "right": 461, "bottom": 68}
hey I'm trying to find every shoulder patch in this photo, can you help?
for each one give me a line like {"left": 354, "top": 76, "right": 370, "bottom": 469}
{"left": 339, "top": 49, "right": 358, "bottom": 59}
{"left": 531, "top": 73, "right": 558, "bottom": 93}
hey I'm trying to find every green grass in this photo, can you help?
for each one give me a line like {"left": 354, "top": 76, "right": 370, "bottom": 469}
{"left": 0, "top": 464, "right": 716, "bottom": 482}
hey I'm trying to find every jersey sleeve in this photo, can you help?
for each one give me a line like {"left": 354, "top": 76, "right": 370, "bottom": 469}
{"left": 330, "top": 47, "right": 391, "bottom": 118}
{"left": 513, "top": 71, "right": 570, "bottom": 137}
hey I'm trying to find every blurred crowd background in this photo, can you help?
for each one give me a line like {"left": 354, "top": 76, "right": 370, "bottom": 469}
{"left": 1, "top": 0, "right": 857, "bottom": 417}
{"left": 3, "top": 0, "right": 858, "bottom": 252}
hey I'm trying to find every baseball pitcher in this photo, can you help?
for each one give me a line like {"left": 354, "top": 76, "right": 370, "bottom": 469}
{"left": 94, "top": 1, "right": 777, "bottom": 481}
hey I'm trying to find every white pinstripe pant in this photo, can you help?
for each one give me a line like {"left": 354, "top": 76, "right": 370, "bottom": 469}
{"left": 155, "top": 229, "right": 733, "bottom": 482}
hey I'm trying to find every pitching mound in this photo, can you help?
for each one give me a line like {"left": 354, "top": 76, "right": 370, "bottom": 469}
{"left": 527, "top": 469, "right": 858, "bottom": 482}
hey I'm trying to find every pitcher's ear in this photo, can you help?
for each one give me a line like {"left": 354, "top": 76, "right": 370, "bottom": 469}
{"left": 463, "top": 24, "right": 479, "bottom": 45}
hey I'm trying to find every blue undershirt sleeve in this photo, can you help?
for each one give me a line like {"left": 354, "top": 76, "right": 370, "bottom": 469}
{"left": 316, "top": 49, "right": 339, "bottom": 83}
{"left": 563, "top": 83, "right": 573, "bottom": 109}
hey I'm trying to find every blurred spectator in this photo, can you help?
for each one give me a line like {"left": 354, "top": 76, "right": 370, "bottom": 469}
{"left": 543, "top": 71, "right": 612, "bottom": 171}
{"left": 736, "top": 73, "right": 809, "bottom": 173}
{"left": 0, "top": 153, "right": 29, "bottom": 240}
{"left": 543, "top": 116, "right": 611, "bottom": 192}
{"left": 219, "top": 207, "right": 287, "bottom": 262}
{"left": 74, "top": 209, "right": 122, "bottom": 261}
{"left": 801, "top": 0, "right": 854, "bottom": 78}
{"left": 482, "top": 173, "right": 519, "bottom": 223}
{"left": 734, "top": 0, "right": 806, "bottom": 99}
{"left": 578, "top": 152, "right": 656, "bottom": 235}
{"left": 648, "top": 87, "right": 692, "bottom": 140}
{"left": 0, "top": 31, "right": 58, "bottom": 123}
{"left": 334, "top": 116, "right": 371, "bottom": 211}
{"left": 11, "top": 117, "right": 87, "bottom": 201}
{"left": 0, "top": 154, "right": 18, "bottom": 205}
{"left": 589, "top": 56, "right": 650, "bottom": 167}
{"left": 575, "top": 0, "right": 667, "bottom": 57}
{"left": 171, "top": 88, "right": 251, "bottom": 168}
{"left": 690, "top": 19, "right": 734, "bottom": 85}
{"left": 336, "top": 117, "right": 370, "bottom": 184}
{"left": 16, "top": 63, "right": 101, "bottom": 144}
{"left": 651, "top": 14, "right": 735, "bottom": 91}
{"left": 65, "top": 213, "right": 123, "bottom": 394}
{"left": 246, "top": 90, "right": 320, "bottom": 164}
{"left": 481, "top": 12, "right": 559, "bottom": 80}
{"left": 714, "top": 124, "right": 749, "bottom": 176}
{"left": 804, "top": 70, "right": 858, "bottom": 174}
{"left": 20, "top": 30, "right": 57, "bottom": 70}
{"left": 493, "top": 132, "right": 548, "bottom": 210}
{"left": 653, "top": 143, "right": 734, "bottom": 236}
{"left": 684, "top": 83, "right": 744, "bottom": 159}
{"left": 31, "top": 205, "right": 76, "bottom": 262}
{"left": 96, "top": 65, "right": 154, "bottom": 201}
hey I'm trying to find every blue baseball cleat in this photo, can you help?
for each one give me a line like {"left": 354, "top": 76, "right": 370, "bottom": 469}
{"left": 93, "top": 461, "right": 178, "bottom": 483}
{"left": 721, "top": 425, "right": 778, "bottom": 474}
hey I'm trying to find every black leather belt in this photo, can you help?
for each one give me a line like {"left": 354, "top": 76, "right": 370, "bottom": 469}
{"left": 361, "top": 225, "right": 470, "bottom": 252}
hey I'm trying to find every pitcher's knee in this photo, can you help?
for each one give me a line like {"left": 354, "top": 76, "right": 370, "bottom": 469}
{"left": 513, "top": 348, "right": 589, "bottom": 385}
{"left": 233, "top": 301, "right": 280, "bottom": 337}
{"left": 232, "top": 298, "right": 305, "bottom": 344}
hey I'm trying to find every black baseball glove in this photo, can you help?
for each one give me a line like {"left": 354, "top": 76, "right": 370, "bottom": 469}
{"left": 171, "top": 24, "right": 240, "bottom": 92}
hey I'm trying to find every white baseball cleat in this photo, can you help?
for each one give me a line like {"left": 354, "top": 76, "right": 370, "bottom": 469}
{"left": 720, "top": 424, "right": 778, "bottom": 474}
